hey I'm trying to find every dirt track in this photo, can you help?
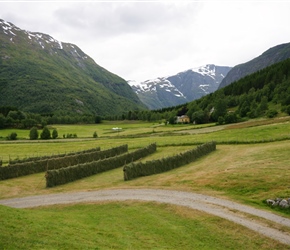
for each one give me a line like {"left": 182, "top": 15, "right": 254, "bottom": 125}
{"left": 1, "top": 188, "right": 290, "bottom": 245}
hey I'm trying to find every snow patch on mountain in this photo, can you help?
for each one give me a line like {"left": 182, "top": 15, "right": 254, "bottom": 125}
{"left": 128, "top": 64, "right": 231, "bottom": 110}
{"left": 1, "top": 19, "right": 64, "bottom": 51}
{"left": 191, "top": 65, "right": 216, "bottom": 79}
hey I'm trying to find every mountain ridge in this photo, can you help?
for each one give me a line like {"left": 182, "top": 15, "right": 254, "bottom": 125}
{"left": 218, "top": 42, "right": 290, "bottom": 89}
{"left": 0, "top": 19, "right": 146, "bottom": 116}
{"left": 129, "top": 64, "right": 231, "bottom": 110}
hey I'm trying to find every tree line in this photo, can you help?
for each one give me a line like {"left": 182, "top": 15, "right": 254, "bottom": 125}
{"left": 0, "top": 107, "right": 102, "bottom": 129}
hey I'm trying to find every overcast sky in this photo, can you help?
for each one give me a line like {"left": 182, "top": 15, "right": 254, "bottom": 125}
{"left": 1, "top": 1, "right": 290, "bottom": 82}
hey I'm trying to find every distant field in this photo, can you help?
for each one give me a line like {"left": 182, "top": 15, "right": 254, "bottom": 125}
{"left": 0, "top": 120, "right": 210, "bottom": 139}
{"left": 1, "top": 117, "right": 290, "bottom": 249}
{"left": 1, "top": 117, "right": 290, "bottom": 164}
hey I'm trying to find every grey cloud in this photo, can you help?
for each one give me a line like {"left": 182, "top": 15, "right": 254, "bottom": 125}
{"left": 53, "top": 2, "right": 200, "bottom": 39}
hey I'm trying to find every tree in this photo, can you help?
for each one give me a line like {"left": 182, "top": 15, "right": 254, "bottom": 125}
{"left": 192, "top": 110, "right": 207, "bottom": 124}
{"left": 52, "top": 129, "right": 58, "bottom": 139}
{"left": 29, "top": 127, "right": 39, "bottom": 140}
{"left": 7, "top": 132, "right": 17, "bottom": 140}
{"left": 217, "top": 116, "right": 225, "bottom": 125}
{"left": 286, "top": 105, "right": 290, "bottom": 115}
{"left": 40, "top": 126, "right": 51, "bottom": 140}
{"left": 95, "top": 115, "right": 102, "bottom": 124}
{"left": 21, "top": 118, "right": 37, "bottom": 129}
{"left": 247, "top": 101, "right": 258, "bottom": 118}
{"left": 266, "top": 109, "right": 278, "bottom": 118}
{"left": 211, "top": 98, "right": 227, "bottom": 122}
{"left": 239, "top": 101, "right": 251, "bottom": 117}
{"left": 224, "top": 112, "right": 238, "bottom": 124}
{"left": 0, "top": 114, "right": 6, "bottom": 129}
{"left": 7, "top": 110, "right": 26, "bottom": 121}
{"left": 186, "top": 103, "right": 200, "bottom": 119}
{"left": 259, "top": 96, "right": 268, "bottom": 113}
{"left": 168, "top": 116, "right": 176, "bottom": 125}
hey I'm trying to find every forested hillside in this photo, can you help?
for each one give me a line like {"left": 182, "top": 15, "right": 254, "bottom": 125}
{"left": 186, "top": 58, "right": 290, "bottom": 123}
{"left": 0, "top": 19, "right": 146, "bottom": 117}
{"left": 116, "top": 58, "right": 290, "bottom": 124}
{"left": 219, "top": 42, "right": 290, "bottom": 89}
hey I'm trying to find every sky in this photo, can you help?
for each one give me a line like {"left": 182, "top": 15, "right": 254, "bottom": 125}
{"left": 1, "top": 1, "right": 290, "bottom": 82}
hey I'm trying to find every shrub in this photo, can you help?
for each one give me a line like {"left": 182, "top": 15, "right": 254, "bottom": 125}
{"left": 40, "top": 126, "right": 51, "bottom": 140}
{"left": 217, "top": 116, "right": 225, "bottom": 125}
{"left": 225, "top": 112, "right": 238, "bottom": 124}
{"left": 266, "top": 109, "right": 278, "bottom": 118}
{"left": 93, "top": 131, "right": 98, "bottom": 138}
{"left": 29, "top": 126, "right": 39, "bottom": 140}
{"left": 66, "top": 133, "right": 77, "bottom": 138}
{"left": 52, "top": 129, "right": 58, "bottom": 139}
{"left": 6, "top": 132, "right": 17, "bottom": 140}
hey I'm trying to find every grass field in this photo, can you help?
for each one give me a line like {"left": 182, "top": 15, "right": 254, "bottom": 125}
{"left": 1, "top": 202, "right": 287, "bottom": 250}
{"left": 1, "top": 117, "right": 290, "bottom": 249}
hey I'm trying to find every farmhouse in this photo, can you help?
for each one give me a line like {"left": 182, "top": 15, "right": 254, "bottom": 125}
{"left": 176, "top": 115, "right": 190, "bottom": 124}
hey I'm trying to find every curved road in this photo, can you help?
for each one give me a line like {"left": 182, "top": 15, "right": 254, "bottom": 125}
{"left": 1, "top": 189, "right": 290, "bottom": 245}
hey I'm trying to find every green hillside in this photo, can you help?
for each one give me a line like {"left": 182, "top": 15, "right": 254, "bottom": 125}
{"left": 184, "top": 58, "right": 290, "bottom": 123}
{"left": 125, "top": 58, "right": 290, "bottom": 124}
{"left": 0, "top": 19, "right": 146, "bottom": 116}
{"left": 219, "top": 42, "right": 290, "bottom": 89}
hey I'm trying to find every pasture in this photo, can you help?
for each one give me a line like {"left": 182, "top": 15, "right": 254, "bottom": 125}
{"left": 1, "top": 117, "right": 290, "bottom": 249}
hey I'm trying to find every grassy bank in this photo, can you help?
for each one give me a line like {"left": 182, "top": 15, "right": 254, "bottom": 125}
{"left": 0, "top": 202, "right": 288, "bottom": 250}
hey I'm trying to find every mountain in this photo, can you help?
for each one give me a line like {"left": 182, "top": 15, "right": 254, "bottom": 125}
{"left": 0, "top": 19, "right": 146, "bottom": 116}
{"left": 218, "top": 42, "right": 290, "bottom": 89}
{"left": 129, "top": 65, "right": 231, "bottom": 110}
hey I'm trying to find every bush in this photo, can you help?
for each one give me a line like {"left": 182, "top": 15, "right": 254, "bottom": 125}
{"left": 29, "top": 126, "right": 39, "bottom": 140}
{"left": 266, "top": 109, "right": 278, "bottom": 118}
{"left": 6, "top": 132, "right": 17, "bottom": 140}
{"left": 93, "top": 131, "right": 98, "bottom": 138}
{"left": 224, "top": 112, "right": 238, "bottom": 124}
{"left": 286, "top": 105, "right": 290, "bottom": 115}
{"left": 66, "top": 133, "right": 77, "bottom": 138}
{"left": 40, "top": 126, "right": 51, "bottom": 140}
{"left": 52, "top": 129, "right": 58, "bottom": 139}
{"left": 217, "top": 116, "right": 225, "bottom": 125}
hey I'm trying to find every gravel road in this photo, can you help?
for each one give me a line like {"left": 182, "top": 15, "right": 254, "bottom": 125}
{"left": 1, "top": 188, "right": 290, "bottom": 245}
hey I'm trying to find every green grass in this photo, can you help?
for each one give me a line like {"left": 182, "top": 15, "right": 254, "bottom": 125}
{"left": 0, "top": 120, "right": 213, "bottom": 140}
{"left": 1, "top": 142, "right": 290, "bottom": 210}
{"left": 0, "top": 202, "right": 288, "bottom": 250}
{"left": 1, "top": 117, "right": 290, "bottom": 165}
{"left": 1, "top": 118, "right": 290, "bottom": 249}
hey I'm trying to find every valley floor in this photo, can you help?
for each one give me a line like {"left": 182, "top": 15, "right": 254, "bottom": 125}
{"left": 1, "top": 188, "right": 290, "bottom": 246}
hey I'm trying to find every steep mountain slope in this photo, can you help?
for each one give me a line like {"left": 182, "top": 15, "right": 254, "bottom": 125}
{"left": 129, "top": 65, "right": 231, "bottom": 110}
{"left": 0, "top": 19, "right": 146, "bottom": 116}
{"left": 219, "top": 42, "right": 290, "bottom": 89}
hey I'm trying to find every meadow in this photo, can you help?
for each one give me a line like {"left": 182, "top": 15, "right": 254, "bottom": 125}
{"left": 1, "top": 117, "right": 290, "bottom": 249}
